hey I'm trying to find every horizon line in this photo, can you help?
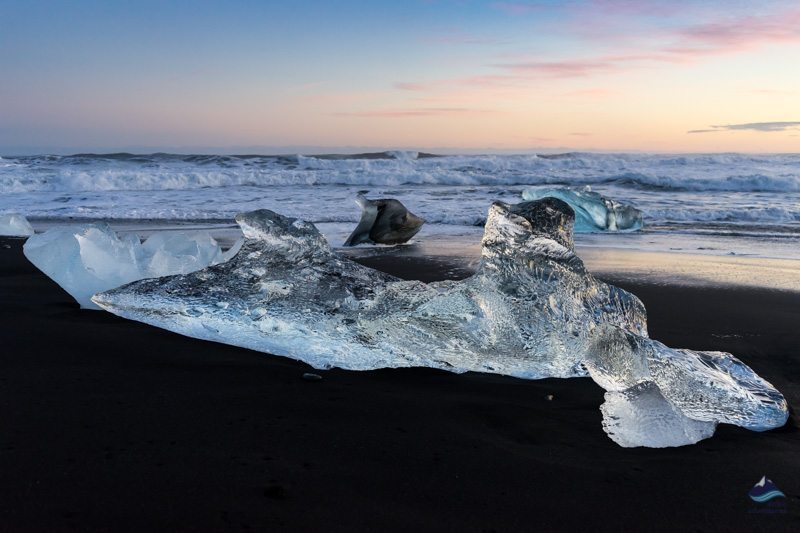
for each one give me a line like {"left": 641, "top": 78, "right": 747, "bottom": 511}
{"left": 3, "top": 146, "right": 800, "bottom": 157}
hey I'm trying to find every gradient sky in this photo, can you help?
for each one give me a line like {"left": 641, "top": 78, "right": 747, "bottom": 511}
{"left": 1, "top": 0, "right": 799, "bottom": 153}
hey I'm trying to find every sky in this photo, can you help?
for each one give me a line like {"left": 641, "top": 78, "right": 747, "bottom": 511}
{"left": 1, "top": 0, "right": 799, "bottom": 154}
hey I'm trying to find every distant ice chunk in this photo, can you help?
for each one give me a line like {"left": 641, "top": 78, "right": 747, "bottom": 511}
{"left": 24, "top": 225, "right": 233, "bottom": 309}
{"left": 343, "top": 193, "right": 425, "bottom": 246}
{"left": 93, "top": 199, "right": 787, "bottom": 447}
{"left": 0, "top": 213, "right": 34, "bottom": 237}
{"left": 522, "top": 186, "right": 642, "bottom": 232}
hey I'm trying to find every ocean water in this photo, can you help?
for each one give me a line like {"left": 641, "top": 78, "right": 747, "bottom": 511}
{"left": 2, "top": 151, "right": 799, "bottom": 259}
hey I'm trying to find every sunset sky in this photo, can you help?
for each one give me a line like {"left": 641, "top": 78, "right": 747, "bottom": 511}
{"left": 2, "top": 0, "right": 799, "bottom": 153}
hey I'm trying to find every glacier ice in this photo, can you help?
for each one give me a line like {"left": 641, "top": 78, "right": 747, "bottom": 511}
{"left": 600, "top": 382, "right": 717, "bottom": 448}
{"left": 23, "top": 224, "right": 241, "bottom": 309}
{"left": 92, "top": 199, "right": 788, "bottom": 447}
{"left": 140, "top": 231, "right": 234, "bottom": 276}
{"left": 522, "top": 186, "right": 643, "bottom": 232}
{"left": 343, "top": 193, "right": 425, "bottom": 246}
{"left": 0, "top": 213, "right": 35, "bottom": 237}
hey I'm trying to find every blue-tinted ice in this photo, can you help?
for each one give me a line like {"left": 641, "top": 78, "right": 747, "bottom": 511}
{"left": 24, "top": 224, "right": 242, "bottom": 309}
{"left": 0, "top": 213, "right": 34, "bottom": 237}
{"left": 93, "top": 199, "right": 787, "bottom": 447}
{"left": 522, "top": 186, "right": 643, "bottom": 232}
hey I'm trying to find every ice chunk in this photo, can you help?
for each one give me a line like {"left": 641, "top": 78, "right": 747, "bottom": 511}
{"left": 24, "top": 226, "right": 232, "bottom": 309}
{"left": 343, "top": 193, "right": 425, "bottom": 246}
{"left": 521, "top": 186, "right": 642, "bottom": 232}
{"left": 93, "top": 199, "right": 788, "bottom": 447}
{"left": 583, "top": 325, "right": 651, "bottom": 392}
{"left": 0, "top": 213, "right": 34, "bottom": 237}
{"left": 586, "top": 324, "right": 788, "bottom": 441}
{"left": 601, "top": 382, "right": 717, "bottom": 448}
{"left": 646, "top": 344, "right": 789, "bottom": 431}
{"left": 95, "top": 199, "right": 647, "bottom": 377}
{"left": 220, "top": 238, "right": 244, "bottom": 262}
{"left": 141, "top": 232, "right": 224, "bottom": 277}
{"left": 23, "top": 224, "right": 143, "bottom": 309}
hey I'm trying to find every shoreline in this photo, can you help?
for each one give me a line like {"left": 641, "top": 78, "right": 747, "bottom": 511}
{"left": 344, "top": 243, "right": 800, "bottom": 293}
{"left": 14, "top": 216, "right": 800, "bottom": 291}
{"left": 17, "top": 215, "right": 800, "bottom": 256}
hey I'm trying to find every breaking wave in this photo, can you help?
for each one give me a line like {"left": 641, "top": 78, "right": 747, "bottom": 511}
{"left": 1, "top": 151, "right": 799, "bottom": 193}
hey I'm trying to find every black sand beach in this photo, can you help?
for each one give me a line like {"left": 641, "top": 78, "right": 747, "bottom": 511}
{"left": 1, "top": 237, "right": 798, "bottom": 531}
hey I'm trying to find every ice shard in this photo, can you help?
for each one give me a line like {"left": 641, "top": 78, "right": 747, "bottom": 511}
{"left": 0, "top": 213, "right": 35, "bottom": 237}
{"left": 24, "top": 225, "right": 239, "bottom": 309}
{"left": 93, "top": 199, "right": 788, "bottom": 447}
{"left": 522, "top": 186, "right": 643, "bottom": 232}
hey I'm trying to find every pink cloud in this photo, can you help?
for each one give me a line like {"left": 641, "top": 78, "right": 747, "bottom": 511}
{"left": 394, "top": 74, "right": 522, "bottom": 94}
{"left": 564, "top": 88, "right": 617, "bottom": 97}
{"left": 679, "top": 11, "right": 800, "bottom": 50}
{"left": 493, "top": 51, "right": 691, "bottom": 78}
{"left": 453, "top": 74, "right": 521, "bottom": 87}
{"left": 493, "top": 1, "right": 688, "bottom": 17}
{"left": 495, "top": 59, "right": 616, "bottom": 77}
{"left": 494, "top": 8, "right": 800, "bottom": 77}
{"left": 391, "top": 4, "right": 800, "bottom": 104}
{"left": 395, "top": 82, "right": 428, "bottom": 91}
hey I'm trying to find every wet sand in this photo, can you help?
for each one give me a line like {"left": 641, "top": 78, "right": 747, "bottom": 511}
{"left": 0, "top": 237, "right": 798, "bottom": 531}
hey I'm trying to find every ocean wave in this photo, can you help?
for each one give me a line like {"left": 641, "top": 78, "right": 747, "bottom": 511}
{"left": 645, "top": 206, "right": 800, "bottom": 224}
{"left": 2, "top": 152, "right": 799, "bottom": 193}
{"left": 601, "top": 172, "right": 800, "bottom": 192}
{"left": 2, "top": 152, "right": 799, "bottom": 239}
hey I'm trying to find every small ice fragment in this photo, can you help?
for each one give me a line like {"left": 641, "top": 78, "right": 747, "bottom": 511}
{"left": 0, "top": 213, "right": 35, "bottom": 237}
{"left": 601, "top": 382, "right": 717, "bottom": 447}
{"left": 302, "top": 372, "right": 323, "bottom": 381}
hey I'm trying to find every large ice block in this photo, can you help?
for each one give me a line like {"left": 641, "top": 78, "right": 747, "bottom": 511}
{"left": 93, "top": 200, "right": 788, "bottom": 447}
